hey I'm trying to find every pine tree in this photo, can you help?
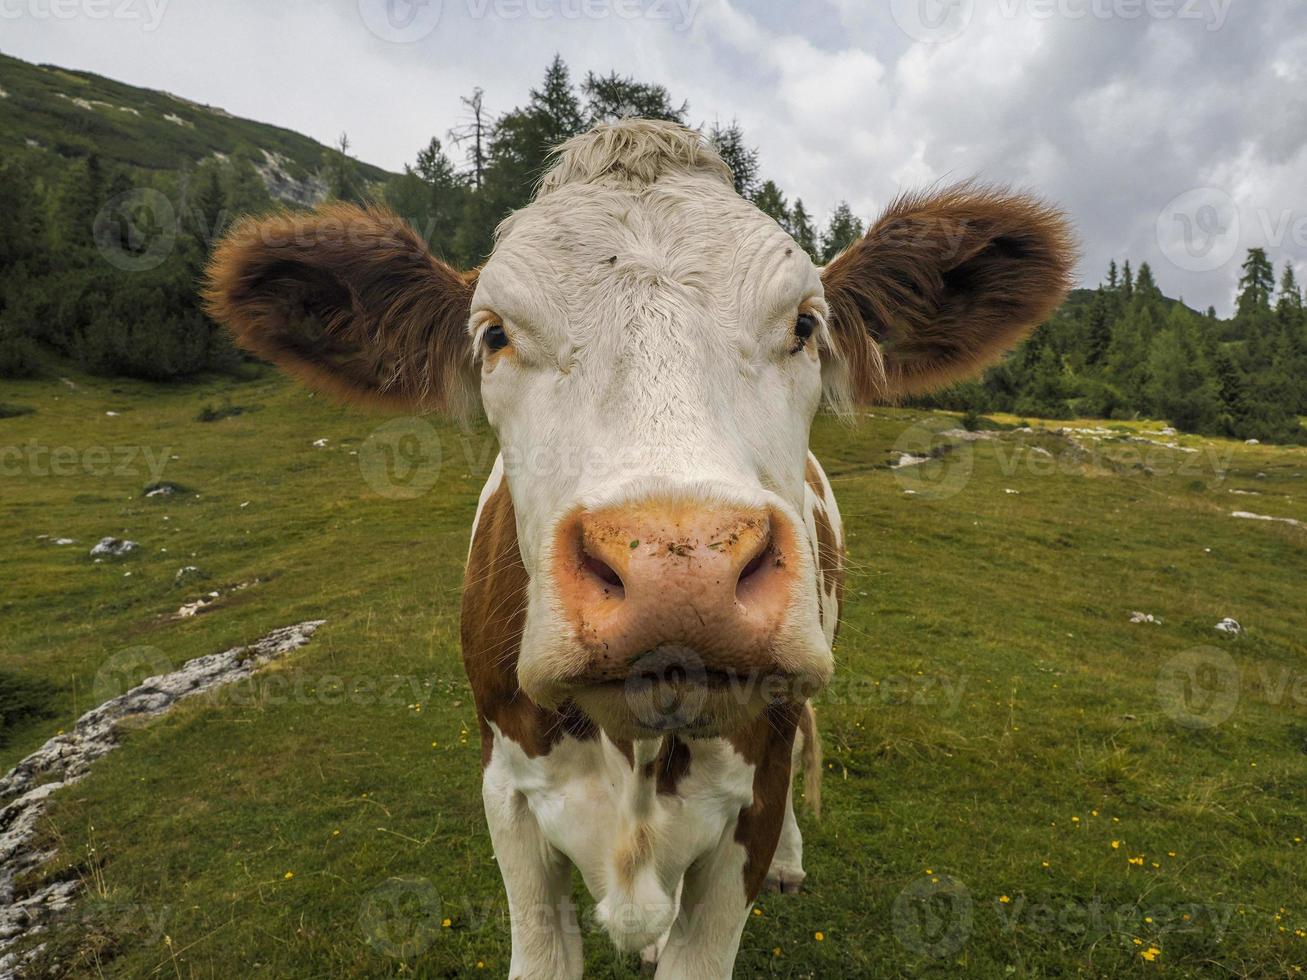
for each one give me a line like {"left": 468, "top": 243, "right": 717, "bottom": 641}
{"left": 752, "top": 180, "right": 789, "bottom": 227}
{"left": 1107, "top": 259, "right": 1118, "bottom": 290}
{"left": 820, "top": 203, "right": 864, "bottom": 264}
{"left": 530, "top": 55, "right": 585, "bottom": 148}
{"left": 1121, "top": 260, "right": 1134, "bottom": 299}
{"left": 1085, "top": 290, "right": 1112, "bottom": 366}
{"left": 582, "top": 71, "right": 687, "bottom": 125}
{"left": 709, "top": 121, "right": 759, "bottom": 199}
{"left": 1276, "top": 262, "right": 1302, "bottom": 321}
{"left": 1236, "top": 248, "right": 1275, "bottom": 317}
{"left": 1135, "top": 261, "right": 1161, "bottom": 300}
{"left": 324, "top": 133, "right": 365, "bottom": 204}
{"left": 788, "top": 199, "right": 818, "bottom": 261}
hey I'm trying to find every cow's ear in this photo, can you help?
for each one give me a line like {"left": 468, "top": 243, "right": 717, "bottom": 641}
{"left": 204, "top": 203, "right": 477, "bottom": 415}
{"left": 821, "top": 185, "right": 1075, "bottom": 402}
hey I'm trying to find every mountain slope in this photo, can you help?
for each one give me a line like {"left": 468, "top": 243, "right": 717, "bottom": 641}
{"left": 0, "top": 51, "right": 394, "bottom": 203}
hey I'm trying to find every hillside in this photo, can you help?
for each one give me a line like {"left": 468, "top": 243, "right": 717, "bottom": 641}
{"left": 0, "top": 50, "right": 394, "bottom": 204}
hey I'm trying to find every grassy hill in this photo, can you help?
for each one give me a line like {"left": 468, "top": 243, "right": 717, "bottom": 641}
{"left": 1, "top": 371, "right": 1305, "bottom": 976}
{"left": 0, "top": 50, "right": 393, "bottom": 202}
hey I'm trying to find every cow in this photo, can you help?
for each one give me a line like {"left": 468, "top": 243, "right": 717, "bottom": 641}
{"left": 205, "top": 119, "right": 1073, "bottom": 978}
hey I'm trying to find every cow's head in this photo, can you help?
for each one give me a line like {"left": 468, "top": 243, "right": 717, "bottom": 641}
{"left": 206, "top": 120, "right": 1073, "bottom": 739}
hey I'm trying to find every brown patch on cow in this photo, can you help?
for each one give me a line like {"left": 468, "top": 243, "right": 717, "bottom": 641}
{"left": 805, "top": 460, "right": 844, "bottom": 638}
{"left": 730, "top": 701, "right": 803, "bottom": 900}
{"left": 644, "top": 735, "right": 692, "bottom": 795}
{"left": 822, "top": 184, "right": 1076, "bottom": 402}
{"left": 204, "top": 203, "right": 478, "bottom": 415}
{"left": 462, "top": 479, "right": 596, "bottom": 767}
{"left": 616, "top": 825, "right": 656, "bottom": 890}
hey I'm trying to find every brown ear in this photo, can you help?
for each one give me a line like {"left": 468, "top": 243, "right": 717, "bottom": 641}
{"left": 821, "top": 185, "right": 1076, "bottom": 401}
{"left": 204, "top": 203, "right": 476, "bottom": 414}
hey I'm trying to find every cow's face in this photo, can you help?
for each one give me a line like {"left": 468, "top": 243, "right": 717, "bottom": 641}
{"left": 207, "top": 121, "right": 1074, "bottom": 739}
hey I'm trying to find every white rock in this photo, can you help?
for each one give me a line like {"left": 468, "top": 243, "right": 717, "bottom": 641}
{"left": 1245, "top": 439, "right": 1260, "bottom": 445}
{"left": 313, "top": 438, "right": 329, "bottom": 448}
{"left": 0, "top": 622, "right": 324, "bottom": 966}
{"left": 893, "top": 453, "right": 931, "bottom": 469}
{"left": 90, "top": 537, "right": 138, "bottom": 557}
{"left": 1231, "top": 511, "right": 1304, "bottom": 530}
{"left": 1129, "top": 611, "right": 1160, "bottom": 624}
{"left": 1215, "top": 618, "right": 1242, "bottom": 635}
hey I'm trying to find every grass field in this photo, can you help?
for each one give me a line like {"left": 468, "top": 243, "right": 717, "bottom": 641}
{"left": 2, "top": 370, "right": 1305, "bottom": 978}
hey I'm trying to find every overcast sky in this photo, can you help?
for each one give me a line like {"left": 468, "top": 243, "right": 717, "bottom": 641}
{"left": 3, "top": 0, "right": 1304, "bottom": 315}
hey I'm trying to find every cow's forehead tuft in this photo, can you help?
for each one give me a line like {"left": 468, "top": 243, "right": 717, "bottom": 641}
{"left": 535, "top": 119, "right": 734, "bottom": 198}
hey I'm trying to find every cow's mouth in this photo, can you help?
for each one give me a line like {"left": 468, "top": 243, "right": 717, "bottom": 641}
{"left": 567, "top": 650, "right": 795, "bottom": 739}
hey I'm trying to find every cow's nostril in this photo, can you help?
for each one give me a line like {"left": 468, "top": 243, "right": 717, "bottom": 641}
{"left": 735, "top": 535, "right": 773, "bottom": 596}
{"left": 581, "top": 551, "right": 625, "bottom": 592}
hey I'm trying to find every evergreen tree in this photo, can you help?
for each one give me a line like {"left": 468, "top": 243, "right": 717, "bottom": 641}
{"left": 752, "top": 180, "right": 789, "bottom": 227}
{"left": 323, "top": 133, "right": 365, "bottom": 205}
{"left": 1107, "top": 259, "right": 1118, "bottom": 290}
{"left": 1121, "top": 260, "right": 1134, "bottom": 299}
{"left": 1084, "top": 290, "right": 1112, "bottom": 366}
{"left": 709, "top": 121, "right": 759, "bottom": 199}
{"left": 1276, "top": 262, "right": 1302, "bottom": 321}
{"left": 788, "top": 199, "right": 819, "bottom": 261}
{"left": 582, "top": 71, "right": 687, "bottom": 125}
{"left": 531, "top": 55, "right": 585, "bottom": 148}
{"left": 1236, "top": 248, "right": 1276, "bottom": 317}
{"left": 1135, "top": 261, "right": 1161, "bottom": 301}
{"left": 820, "top": 203, "right": 864, "bottom": 263}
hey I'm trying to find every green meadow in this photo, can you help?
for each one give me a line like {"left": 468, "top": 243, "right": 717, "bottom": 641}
{"left": 1, "top": 371, "right": 1305, "bottom": 978}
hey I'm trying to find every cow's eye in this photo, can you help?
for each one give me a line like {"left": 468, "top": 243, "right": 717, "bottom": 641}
{"left": 484, "top": 324, "right": 509, "bottom": 352}
{"left": 791, "top": 312, "right": 817, "bottom": 353}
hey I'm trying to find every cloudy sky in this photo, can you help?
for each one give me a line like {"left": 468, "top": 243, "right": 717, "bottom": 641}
{"left": 4, "top": 0, "right": 1304, "bottom": 314}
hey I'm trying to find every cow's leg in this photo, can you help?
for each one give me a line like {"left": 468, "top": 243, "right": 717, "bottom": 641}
{"left": 765, "top": 725, "right": 807, "bottom": 894}
{"left": 767, "top": 701, "right": 820, "bottom": 894}
{"left": 765, "top": 776, "right": 805, "bottom": 894}
{"left": 483, "top": 771, "right": 582, "bottom": 979}
{"left": 653, "top": 832, "right": 753, "bottom": 980}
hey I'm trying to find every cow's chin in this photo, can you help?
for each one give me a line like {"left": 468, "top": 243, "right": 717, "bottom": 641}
{"left": 567, "top": 671, "right": 778, "bottom": 741}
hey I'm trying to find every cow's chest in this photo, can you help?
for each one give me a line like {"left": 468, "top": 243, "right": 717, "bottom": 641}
{"left": 485, "top": 724, "right": 755, "bottom": 912}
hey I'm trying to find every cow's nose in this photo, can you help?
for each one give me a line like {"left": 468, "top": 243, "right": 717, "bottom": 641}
{"left": 552, "top": 502, "right": 799, "bottom": 678}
